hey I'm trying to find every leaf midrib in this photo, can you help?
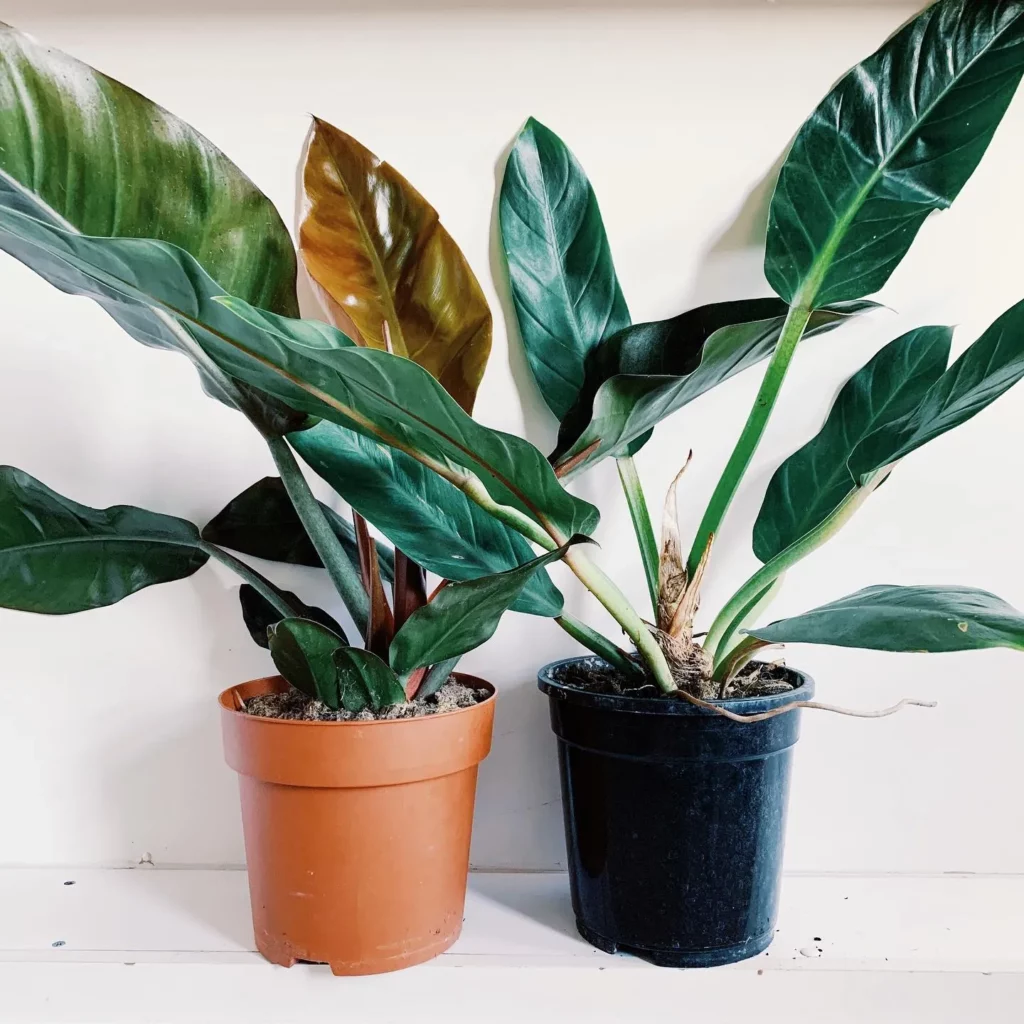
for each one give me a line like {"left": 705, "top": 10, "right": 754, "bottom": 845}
{"left": 316, "top": 127, "right": 409, "bottom": 360}
{"left": 0, "top": 533, "right": 201, "bottom": 557}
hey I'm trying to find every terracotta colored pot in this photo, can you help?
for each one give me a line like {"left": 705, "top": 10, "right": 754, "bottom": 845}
{"left": 219, "top": 674, "right": 496, "bottom": 975}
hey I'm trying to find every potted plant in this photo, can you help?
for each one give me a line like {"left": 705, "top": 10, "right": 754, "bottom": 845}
{"left": 4, "top": 0, "right": 1024, "bottom": 974}
{"left": 493, "top": 0, "right": 1024, "bottom": 966}
{"left": 0, "top": 25, "right": 578, "bottom": 974}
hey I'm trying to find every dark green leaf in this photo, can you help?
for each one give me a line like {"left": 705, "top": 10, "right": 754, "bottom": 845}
{"left": 747, "top": 585, "right": 1024, "bottom": 653}
{"left": 753, "top": 326, "right": 952, "bottom": 563}
{"left": 389, "top": 536, "right": 591, "bottom": 675}
{"left": 267, "top": 617, "right": 347, "bottom": 707}
{"left": 290, "top": 421, "right": 563, "bottom": 616}
{"left": 202, "top": 476, "right": 394, "bottom": 581}
{"left": 553, "top": 302, "right": 877, "bottom": 479}
{"left": 333, "top": 647, "right": 407, "bottom": 711}
{"left": 0, "top": 25, "right": 302, "bottom": 432}
{"left": 0, "top": 205, "right": 595, "bottom": 542}
{"left": 766, "top": 1, "right": 1024, "bottom": 308}
{"left": 500, "top": 117, "right": 630, "bottom": 418}
{"left": 300, "top": 117, "right": 492, "bottom": 414}
{"left": 852, "top": 298, "right": 1024, "bottom": 479}
{"left": 0, "top": 465, "right": 207, "bottom": 613}
{"left": 207, "top": 296, "right": 599, "bottom": 541}
{"left": 238, "top": 583, "right": 346, "bottom": 650}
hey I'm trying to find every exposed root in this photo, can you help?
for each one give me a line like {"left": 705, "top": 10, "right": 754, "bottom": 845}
{"left": 673, "top": 689, "right": 937, "bottom": 724}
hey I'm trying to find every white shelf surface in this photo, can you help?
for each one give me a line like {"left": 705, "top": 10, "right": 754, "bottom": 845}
{"left": 1, "top": 868, "right": 1022, "bottom": 1022}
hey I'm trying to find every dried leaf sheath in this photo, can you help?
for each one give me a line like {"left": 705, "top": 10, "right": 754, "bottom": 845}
{"left": 656, "top": 453, "right": 692, "bottom": 633}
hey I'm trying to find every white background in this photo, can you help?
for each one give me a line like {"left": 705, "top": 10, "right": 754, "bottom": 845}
{"left": 1, "top": 0, "right": 1021, "bottom": 875}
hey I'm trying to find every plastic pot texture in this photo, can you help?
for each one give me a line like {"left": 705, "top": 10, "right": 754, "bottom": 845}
{"left": 538, "top": 658, "right": 811, "bottom": 968}
{"left": 220, "top": 674, "right": 495, "bottom": 975}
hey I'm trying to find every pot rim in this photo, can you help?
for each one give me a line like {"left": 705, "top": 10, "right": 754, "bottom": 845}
{"left": 537, "top": 656, "right": 813, "bottom": 717}
{"left": 219, "top": 672, "right": 496, "bottom": 728}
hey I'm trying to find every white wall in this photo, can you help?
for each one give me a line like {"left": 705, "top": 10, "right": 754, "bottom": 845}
{"left": 3, "top": 1, "right": 1023, "bottom": 875}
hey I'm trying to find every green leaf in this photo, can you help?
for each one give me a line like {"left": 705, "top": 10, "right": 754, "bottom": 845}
{"left": 553, "top": 301, "right": 877, "bottom": 479}
{"left": 852, "top": 298, "right": 1024, "bottom": 479}
{"left": 0, "top": 465, "right": 208, "bottom": 613}
{"left": 500, "top": 117, "right": 630, "bottom": 419}
{"left": 267, "top": 617, "right": 347, "bottom": 707}
{"left": 389, "top": 536, "right": 591, "bottom": 675}
{"left": 202, "top": 476, "right": 394, "bottom": 582}
{"left": 554, "top": 298, "right": 785, "bottom": 459}
{"left": 753, "top": 325, "right": 952, "bottom": 563}
{"left": 206, "top": 296, "right": 599, "bottom": 541}
{"left": 333, "top": 647, "right": 407, "bottom": 711}
{"left": 747, "top": 585, "right": 1024, "bottom": 654}
{"left": 0, "top": 205, "right": 596, "bottom": 543}
{"left": 238, "top": 583, "right": 346, "bottom": 650}
{"left": 765, "top": 1, "right": 1024, "bottom": 308}
{"left": 0, "top": 25, "right": 302, "bottom": 433}
{"left": 300, "top": 117, "right": 492, "bottom": 414}
{"left": 290, "top": 421, "right": 563, "bottom": 616}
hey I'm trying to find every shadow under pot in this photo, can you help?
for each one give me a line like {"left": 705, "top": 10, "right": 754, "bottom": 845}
{"left": 538, "top": 657, "right": 811, "bottom": 968}
{"left": 219, "top": 674, "right": 496, "bottom": 975}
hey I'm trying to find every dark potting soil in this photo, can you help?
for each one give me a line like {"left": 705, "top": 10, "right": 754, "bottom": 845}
{"left": 550, "top": 656, "right": 796, "bottom": 701}
{"left": 244, "top": 679, "right": 489, "bottom": 722}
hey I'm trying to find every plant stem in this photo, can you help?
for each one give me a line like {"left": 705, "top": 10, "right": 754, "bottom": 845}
{"left": 705, "top": 468, "right": 892, "bottom": 664}
{"left": 265, "top": 434, "right": 370, "bottom": 637}
{"left": 685, "top": 304, "right": 813, "bottom": 578}
{"left": 616, "top": 455, "right": 660, "bottom": 615}
{"left": 415, "top": 656, "right": 461, "bottom": 700}
{"left": 562, "top": 547, "right": 677, "bottom": 693}
{"left": 556, "top": 613, "right": 644, "bottom": 681}
{"left": 199, "top": 542, "right": 296, "bottom": 619}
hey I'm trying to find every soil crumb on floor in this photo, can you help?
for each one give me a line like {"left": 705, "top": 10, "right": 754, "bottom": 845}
{"left": 244, "top": 679, "right": 489, "bottom": 722}
{"left": 550, "top": 656, "right": 796, "bottom": 701}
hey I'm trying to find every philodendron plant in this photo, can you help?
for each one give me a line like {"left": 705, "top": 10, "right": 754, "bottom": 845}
{"left": 0, "top": 23, "right": 566, "bottom": 713}
{"left": 3, "top": 1, "right": 1024, "bottom": 723}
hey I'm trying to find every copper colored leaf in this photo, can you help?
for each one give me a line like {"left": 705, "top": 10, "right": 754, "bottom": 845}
{"left": 300, "top": 117, "right": 492, "bottom": 412}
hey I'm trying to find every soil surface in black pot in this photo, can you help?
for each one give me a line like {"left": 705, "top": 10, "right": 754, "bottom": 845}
{"left": 244, "top": 679, "right": 489, "bottom": 721}
{"left": 551, "top": 656, "right": 795, "bottom": 701}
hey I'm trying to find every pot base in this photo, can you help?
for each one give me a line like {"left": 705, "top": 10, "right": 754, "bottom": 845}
{"left": 256, "top": 926, "right": 463, "bottom": 976}
{"left": 576, "top": 918, "right": 773, "bottom": 969}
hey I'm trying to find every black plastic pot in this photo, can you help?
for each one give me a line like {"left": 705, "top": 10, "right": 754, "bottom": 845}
{"left": 538, "top": 658, "right": 812, "bottom": 968}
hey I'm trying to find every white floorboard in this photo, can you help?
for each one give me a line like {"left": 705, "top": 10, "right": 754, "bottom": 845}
{"left": 1, "top": 868, "right": 1021, "bottom": 1021}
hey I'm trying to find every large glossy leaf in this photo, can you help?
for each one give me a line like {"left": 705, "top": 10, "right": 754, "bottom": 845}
{"left": 0, "top": 466, "right": 208, "bottom": 613}
{"left": 553, "top": 302, "right": 877, "bottom": 479}
{"left": 0, "top": 205, "right": 597, "bottom": 543}
{"left": 207, "top": 297, "right": 599, "bottom": 541}
{"left": 500, "top": 117, "right": 630, "bottom": 419}
{"left": 753, "top": 326, "right": 952, "bottom": 563}
{"left": 290, "top": 421, "right": 562, "bottom": 616}
{"left": 389, "top": 537, "right": 590, "bottom": 675}
{"left": 765, "top": 1, "right": 1024, "bottom": 308}
{"left": 0, "top": 25, "right": 302, "bottom": 432}
{"left": 747, "top": 585, "right": 1024, "bottom": 653}
{"left": 238, "top": 583, "right": 346, "bottom": 650}
{"left": 202, "top": 476, "right": 394, "bottom": 582}
{"left": 851, "top": 298, "right": 1024, "bottom": 480}
{"left": 299, "top": 118, "right": 491, "bottom": 414}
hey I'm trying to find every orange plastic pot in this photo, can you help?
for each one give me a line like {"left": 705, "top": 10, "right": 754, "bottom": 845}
{"left": 219, "top": 674, "right": 496, "bottom": 975}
